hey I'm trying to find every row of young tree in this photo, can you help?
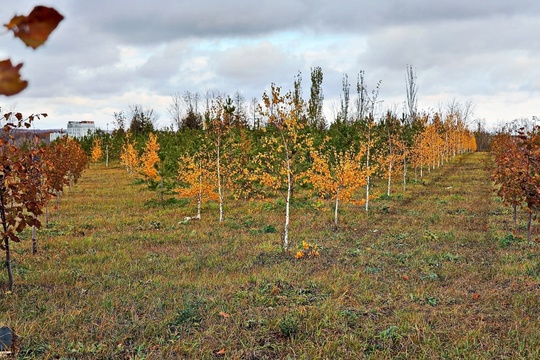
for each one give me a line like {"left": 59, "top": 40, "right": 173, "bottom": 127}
{"left": 492, "top": 123, "right": 540, "bottom": 241}
{"left": 96, "top": 80, "right": 478, "bottom": 251}
{"left": 1, "top": 113, "right": 88, "bottom": 291}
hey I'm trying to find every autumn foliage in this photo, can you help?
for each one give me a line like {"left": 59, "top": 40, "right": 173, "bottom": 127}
{"left": 492, "top": 128, "right": 540, "bottom": 241}
{"left": 306, "top": 145, "right": 369, "bottom": 226}
{"left": 140, "top": 133, "right": 161, "bottom": 181}
{"left": 1, "top": 113, "right": 87, "bottom": 290}
{"left": 91, "top": 138, "right": 103, "bottom": 164}
{"left": 120, "top": 131, "right": 139, "bottom": 175}
{"left": 1, "top": 6, "right": 64, "bottom": 96}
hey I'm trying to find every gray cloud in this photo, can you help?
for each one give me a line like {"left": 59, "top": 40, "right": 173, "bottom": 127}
{"left": 1, "top": 0, "right": 539, "bottom": 129}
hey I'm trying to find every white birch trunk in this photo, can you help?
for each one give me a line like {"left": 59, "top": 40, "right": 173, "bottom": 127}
{"left": 403, "top": 156, "right": 407, "bottom": 192}
{"left": 216, "top": 136, "right": 223, "bottom": 223}
{"left": 334, "top": 195, "right": 339, "bottom": 227}
{"left": 283, "top": 158, "right": 291, "bottom": 251}
{"left": 365, "top": 129, "right": 371, "bottom": 212}
{"left": 198, "top": 163, "right": 202, "bottom": 219}
{"left": 387, "top": 165, "right": 392, "bottom": 197}
{"left": 387, "top": 138, "right": 392, "bottom": 197}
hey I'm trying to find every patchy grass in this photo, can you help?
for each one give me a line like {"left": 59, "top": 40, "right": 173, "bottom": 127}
{"left": 2, "top": 153, "right": 540, "bottom": 359}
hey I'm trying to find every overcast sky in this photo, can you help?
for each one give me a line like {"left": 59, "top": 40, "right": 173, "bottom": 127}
{"left": 1, "top": 0, "right": 539, "bottom": 130}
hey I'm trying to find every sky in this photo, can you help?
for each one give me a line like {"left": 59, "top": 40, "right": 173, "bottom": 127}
{"left": 0, "top": 0, "right": 539, "bottom": 131}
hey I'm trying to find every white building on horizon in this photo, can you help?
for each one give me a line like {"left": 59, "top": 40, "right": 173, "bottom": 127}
{"left": 50, "top": 120, "right": 96, "bottom": 142}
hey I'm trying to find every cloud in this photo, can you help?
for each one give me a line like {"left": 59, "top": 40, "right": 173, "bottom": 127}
{"left": 1, "top": 0, "right": 540, "bottom": 129}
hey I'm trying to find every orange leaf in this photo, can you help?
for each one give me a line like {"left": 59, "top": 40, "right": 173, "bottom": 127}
{"left": 214, "top": 348, "right": 226, "bottom": 356}
{"left": 473, "top": 293, "right": 480, "bottom": 300}
{"left": 218, "top": 311, "right": 230, "bottom": 318}
{"left": 5, "top": 6, "right": 64, "bottom": 49}
{"left": 0, "top": 59, "right": 28, "bottom": 96}
{"left": 402, "top": 274, "right": 410, "bottom": 281}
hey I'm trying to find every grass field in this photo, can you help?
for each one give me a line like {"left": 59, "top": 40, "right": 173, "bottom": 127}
{"left": 2, "top": 151, "right": 540, "bottom": 359}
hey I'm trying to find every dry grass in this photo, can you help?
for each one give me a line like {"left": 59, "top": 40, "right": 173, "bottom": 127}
{"left": 1, "top": 152, "right": 540, "bottom": 359}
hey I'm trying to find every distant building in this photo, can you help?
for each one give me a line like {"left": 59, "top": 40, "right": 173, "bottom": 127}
{"left": 49, "top": 121, "right": 96, "bottom": 142}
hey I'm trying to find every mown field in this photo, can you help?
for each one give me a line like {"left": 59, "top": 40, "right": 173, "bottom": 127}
{"left": 2, "top": 151, "right": 540, "bottom": 359}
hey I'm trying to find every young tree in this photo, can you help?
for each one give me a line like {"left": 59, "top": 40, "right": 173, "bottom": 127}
{"left": 205, "top": 97, "right": 232, "bottom": 222}
{"left": 405, "top": 65, "right": 418, "bottom": 124}
{"left": 254, "top": 84, "right": 312, "bottom": 250}
{"left": 175, "top": 143, "right": 218, "bottom": 221}
{"left": 0, "top": 113, "right": 68, "bottom": 290}
{"left": 355, "top": 70, "right": 368, "bottom": 123}
{"left": 90, "top": 138, "right": 103, "bottom": 164}
{"left": 128, "top": 105, "right": 158, "bottom": 136}
{"left": 139, "top": 133, "right": 163, "bottom": 201}
{"left": 338, "top": 73, "right": 351, "bottom": 124}
{"left": 306, "top": 144, "right": 369, "bottom": 226}
{"left": 361, "top": 79, "right": 382, "bottom": 212}
{"left": 168, "top": 93, "right": 183, "bottom": 131}
{"left": 492, "top": 132, "right": 523, "bottom": 223}
{"left": 307, "top": 66, "right": 326, "bottom": 130}
{"left": 120, "top": 131, "right": 139, "bottom": 175}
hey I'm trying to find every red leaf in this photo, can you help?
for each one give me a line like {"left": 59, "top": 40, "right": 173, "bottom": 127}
{"left": 5, "top": 6, "right": 64, "bottom": 49}
{"left": 0, "top": 59, "right": 28, "bottom": 96}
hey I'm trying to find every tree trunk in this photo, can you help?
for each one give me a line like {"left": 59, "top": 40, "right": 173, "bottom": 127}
{"left": 387, "top": 161, "right": 392, "bottom": 197}
{"left": 45, "top": 203, "right": 50, "bottom": 228}
{"left": 0, "top": 195, "right": 13, "bottom": 291}
{"left": 365, "top": 129, "right": 371, "bottom": 212}
{"left": 197, "top": 164, "right": 202, "bottom": 219}
{"left": 387, "top": 136, "right": 393, "bottom": 197}
{"left": 283, "top": 158, "right": 292, "bottom": 251}
{"left": 32, "top": 225, "right": 37, "bottom": 255}
{"left": 527, "top": 211, "right": 533, "bottom": 243}
{"left": 106, "top": 144, "right": 109, "bottom": 167}
{"left": 334, "top": 196, "right": 339, "bottom": 227}
{"left": 217, "top": 137, "right": 223, "bottom": 223}
{"left": 403, "top": 156, "right": 407, "bottom": 192}
{"left": 159, "top": 176, "right": 164, "bottom": 203}
{"left": 3, "top": 236, "right": 13, "bottom": 292}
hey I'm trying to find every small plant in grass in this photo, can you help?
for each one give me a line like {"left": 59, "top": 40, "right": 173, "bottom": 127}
{"left": 499, "top": 233, "right": 522, "bottom": 248}
{"left": 377, "top": 325, "right": 401, "bottom": 340}
{"left": 295, "top": 240, "right": 320, "bottom": 259}
{"left": 526, "top": 261, "right": 540, "bottom": 277}
{"left": 167, "top": 298, "right": 203, "bottom": 339}
{"left": 278, "top": 314, "right": 299, "bottom": 338}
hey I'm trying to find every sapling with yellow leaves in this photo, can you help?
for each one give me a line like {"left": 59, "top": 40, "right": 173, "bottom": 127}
{"left": 253, "top": 84, "right": 313, "bottom": 250}
{"left": 120, "top": 131, "right": 139, "bottom": 175}
{"left": 90, "top": 137, "right": 103, "bottom": 164}
{"left": 306, "top": 143, "right": 369, "bottom": 226}
{"left": 139, "top": 132, "right": 163, "bottom": 201}
{"left": 175, "top": 144, "right": 218, "bottom": 221}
